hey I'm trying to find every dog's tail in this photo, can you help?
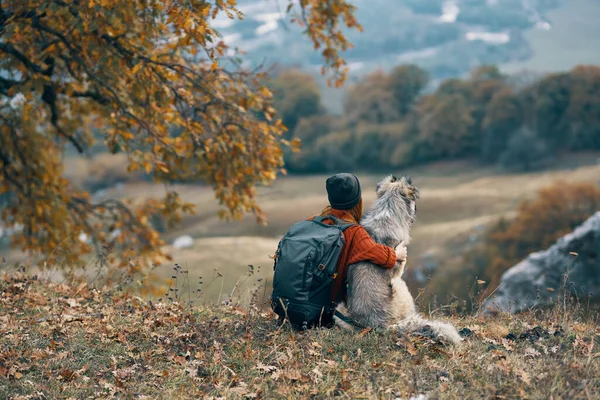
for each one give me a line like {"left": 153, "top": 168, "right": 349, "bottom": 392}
{"left": 393, "top": 315, "right": 463, "bottom": 345}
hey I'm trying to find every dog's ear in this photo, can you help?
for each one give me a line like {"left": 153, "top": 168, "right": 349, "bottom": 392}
{"left": 376, "top": 175, "right": 393, "bottom": 197}
{"left": 391, "top": 175, "right": 397, "bottom": 182}
{"left": 404, "top": 185, "right": 420, "bottom": 201}
{"left": 399, "top": 175, "right": 419, "bottom": 201}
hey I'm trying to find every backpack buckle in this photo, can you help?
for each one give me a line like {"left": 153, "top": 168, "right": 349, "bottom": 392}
{"left": 318, "top": 264, "right": 326, "bottom": 271}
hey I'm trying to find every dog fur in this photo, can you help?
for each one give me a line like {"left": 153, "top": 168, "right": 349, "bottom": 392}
{"left": 336, "top": 175, "right": 462, "bottom": 344}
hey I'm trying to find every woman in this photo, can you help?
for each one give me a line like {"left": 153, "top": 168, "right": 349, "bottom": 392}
{"left": 312, "top": 173, "right": 407, "bottom": 307}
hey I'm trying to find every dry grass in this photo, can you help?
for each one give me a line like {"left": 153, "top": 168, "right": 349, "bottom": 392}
{"left": 153, "top": 161, "right": 600, "bottom": 285}
{"left": 1, "top": 273, "right": 599, "bottom": 399}
{"left": 4, "top": 158, "right": 600, "bottom": 303}
{"left": 64, "top": 153, "right": 141, "bottom": 191}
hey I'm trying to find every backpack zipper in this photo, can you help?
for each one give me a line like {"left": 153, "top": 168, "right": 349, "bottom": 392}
{"left": 303, "top": 253, "right": 311, "bottom": 290}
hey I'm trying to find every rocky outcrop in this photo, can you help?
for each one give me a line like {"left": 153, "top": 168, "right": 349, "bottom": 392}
{"left": 484, "top": 212, "right": 600, "bottom": 314}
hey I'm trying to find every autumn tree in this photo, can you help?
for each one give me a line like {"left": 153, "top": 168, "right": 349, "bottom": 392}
{"left": 0, "top": 0, "right": 361, "bottom": 268}
{"left": 520, "top": 72, "right": 571, "bottom": 148}
{"left": 388, "top": 64, "right": 429, "bottom": 116}
{"left": 565, "top": 65, "right": 600, "bottom": 150}
{"left": 343, "top": 70, "right": 401, "bottom": 124}
{"left": 481, "top": 87, "right": 522, "bottom": 162}
{"left": 416, "top": 93, "right": 475, "bottom": 158}
{"left": 269, "top": 69, "right": 322, "bottom": 132}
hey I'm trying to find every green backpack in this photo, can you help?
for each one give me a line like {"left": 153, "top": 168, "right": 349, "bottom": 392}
{"left": 271, "top": 215, "right": 354, "bottom": 330}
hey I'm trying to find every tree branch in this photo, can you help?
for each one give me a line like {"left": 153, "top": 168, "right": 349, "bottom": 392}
{"left": 0, "top": 42, "right": 45, "bottom": 74}
{"left": 72, "top": 89, "right": 111, "bottom": 105}
{"left": 0, "top": 76, "right": 23, "bottom": 95}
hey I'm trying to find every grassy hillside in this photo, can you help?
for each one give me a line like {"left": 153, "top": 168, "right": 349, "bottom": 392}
{"left": 1, "top": 273, "right": 599, "bottom": 399}
{"left": 4, "top": 154, "right": 600, "bottom": 303}
{"left": 106, "top": 157, "right": 600, "bottom": 302}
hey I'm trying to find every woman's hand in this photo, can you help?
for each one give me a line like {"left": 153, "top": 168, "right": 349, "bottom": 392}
{"left": 395, "top": 241, "right": 407, "bottom": 261}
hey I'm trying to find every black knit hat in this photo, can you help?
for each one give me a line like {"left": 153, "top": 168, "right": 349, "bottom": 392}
{"left": 326, "top": 173, "right": 361, "bottom": 210}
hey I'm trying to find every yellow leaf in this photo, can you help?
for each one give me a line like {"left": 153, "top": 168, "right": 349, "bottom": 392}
{"left": 263, "top": 170, "right": 276, "bottom": 180}
{"left": 259, "top": 86, "right": 272, "bottom": 98}
{"left": 210, "top": 60, "right": 218, "bottom": 71}
{"left": 127, "top": 162, "right": 140, "bottom": 173}
{"left": 131, "top": 63, "right": 143, "bottom": 74}
{"left": 121, "top": 131, "right": 135, "bottom": 140}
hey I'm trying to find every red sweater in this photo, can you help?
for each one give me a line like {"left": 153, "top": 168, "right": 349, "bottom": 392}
{"left": 309, "top": 209, "right": 396, "bottom": 302}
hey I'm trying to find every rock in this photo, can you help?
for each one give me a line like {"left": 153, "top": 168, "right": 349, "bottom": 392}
{"left": 518, "top": 326, "right": 550, "bottom": 342}
{"left": 484, "top": 212, "right": 600, "bottom": 314}
{"left": 458, "top": 328, "right": 473, "bottom": 338}
{"left": 172, "top": 235, "right": 194, "bottom": 249}
{"left": 553, "top": 328, "right": 564, "bottom": 337}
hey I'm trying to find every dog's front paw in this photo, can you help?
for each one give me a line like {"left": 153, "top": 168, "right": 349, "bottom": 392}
{"left": 397, "top": 258, "right": 407, "bottom": 276}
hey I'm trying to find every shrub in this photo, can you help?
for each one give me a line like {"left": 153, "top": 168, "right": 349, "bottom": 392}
{"left": 483, "top": 181, "right": 600, "bottom": 283}
{"left": 306, "top": 122, "right": 412, "bottom": 172}
{"left": 427, "top": 181, "right": 600, "bottom": 308}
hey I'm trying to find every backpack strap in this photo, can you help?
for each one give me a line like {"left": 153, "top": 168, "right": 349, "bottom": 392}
{"left": 333, "top": 310, "right": 364, "bottom": 330}
{"left": 311, "top": 214, "right": 357, "bottom": 306}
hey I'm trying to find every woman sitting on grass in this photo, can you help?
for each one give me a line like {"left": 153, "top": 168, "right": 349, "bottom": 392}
{"left": 310, "top": 173, "right": 407, "bottom": 326}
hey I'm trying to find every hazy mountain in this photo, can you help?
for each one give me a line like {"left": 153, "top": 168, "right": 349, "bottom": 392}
{"left": 214, "top": 0, "right": 600, "bottom": 81}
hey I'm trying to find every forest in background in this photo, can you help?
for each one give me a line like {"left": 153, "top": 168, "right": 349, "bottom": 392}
{"left": 271, "top": 64, "right": 600, "bottom": 174}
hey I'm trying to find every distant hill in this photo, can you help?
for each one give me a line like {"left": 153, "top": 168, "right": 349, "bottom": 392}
{"left": 214, "top": 0, "right": 598, "bottom": 84}
{"left": 501, "top": 0, "right": 600, "bottom": 73}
